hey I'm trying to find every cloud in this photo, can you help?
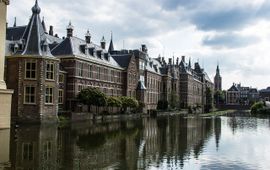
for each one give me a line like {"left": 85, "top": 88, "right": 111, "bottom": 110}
{"left": 202, "top": 33, "right": 260, "bottom": 48}
{"left": 6, "top": 0, "right": 270, "bottom": 89}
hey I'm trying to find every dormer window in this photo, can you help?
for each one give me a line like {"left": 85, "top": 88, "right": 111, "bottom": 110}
{"left": 97, "top": 51, "right": 102, "bottom": 59}
{"left": 104, "top": 53, "right": 109, "bottom": 61}
{"left": 80, "top": 45, "right": 86, "bottom": 54}
{"left": 89, "top": 48, "right": 94, "bottom": 56}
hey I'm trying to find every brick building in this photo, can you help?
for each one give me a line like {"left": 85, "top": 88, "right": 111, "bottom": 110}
{"left": 5, "top": 0, "right": 214, "bottom": 123}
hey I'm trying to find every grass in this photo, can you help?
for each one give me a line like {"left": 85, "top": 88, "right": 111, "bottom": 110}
{"left": 200, "top": 110, "right": 237, "bottom": 117}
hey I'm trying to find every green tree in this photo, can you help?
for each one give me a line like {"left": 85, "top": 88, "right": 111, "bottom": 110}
{"left": 120, "top": 97, "right": 139, "bottom": 113}
{"left": 214, "top": 90, "right": 225, "bottom": 105}
{"left": 106, "top": 96, "right": 122, "bottom": 113}
{"left": 77, "top": 87, "right": 107, "bottom": 113}
{"left": 205, "top": 87, "right": 213, "bottom": 113}
{"left": 251, "top": 101, "right": 265, "bottom": 114}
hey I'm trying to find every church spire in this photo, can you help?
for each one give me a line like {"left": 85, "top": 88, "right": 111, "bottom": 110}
{"left": 108, "top": 31, "right": 114, "bottom": 54}
{"left": 42, "top": 16, "right": 47, "bottom": 33}
{"left": 13, "top": 17, "right": 17, "bottom": 27}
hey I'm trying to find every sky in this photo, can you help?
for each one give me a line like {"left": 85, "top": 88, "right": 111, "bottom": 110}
{"left": 6, "top": 0, "right": 270, "bottom": 90}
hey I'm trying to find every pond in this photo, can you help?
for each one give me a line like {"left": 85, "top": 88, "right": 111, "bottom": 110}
{"left": 0, "top": 115, "right": 270, "bottom": 170}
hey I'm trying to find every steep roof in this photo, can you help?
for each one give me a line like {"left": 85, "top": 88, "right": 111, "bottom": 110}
{"left": 52, "top": 36, "right": 122, "bottom": 68}
{"left": 6, "top": 26, "right": 27, "bottom": 41}
{"left": 111, "top": 53, "right": 133, "bottom": 68}
{"left": 228, "top": 84, "right": 240, "bottom": 92}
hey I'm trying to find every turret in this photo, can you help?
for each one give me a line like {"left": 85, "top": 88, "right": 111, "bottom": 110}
{"left": 85, "top": 29, "right": 91, "bottom": 44}
{"left": 100, "top": 36, "right": 106, "bottom": 49}
{"left": 67, "top": 21, "right": 74, "bottom": 38}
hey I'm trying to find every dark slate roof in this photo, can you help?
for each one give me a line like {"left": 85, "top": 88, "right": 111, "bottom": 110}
{"left": 108, "top": 38, "right": 114, "bottom": 53}
{"left": 52, "top": 36, "right": 122, "bottom": 68}
{"left": 6, "top": 26, "right": 27, "bottom": 41}
{"left": 18, "top": 0, "right": 54, "bottom": 57}
{"left": 51, "top": 38, "right": 73, "bottom": 56}
{"left": 228, "top": 84, "right": 239, "bottom": 92}
{"left": 111, "top": 53, "right": 133, "bottom": 68}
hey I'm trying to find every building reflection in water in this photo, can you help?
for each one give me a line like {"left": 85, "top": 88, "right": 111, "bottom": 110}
{"left": 3, "top": 116, "right": 222, "bottom": 169}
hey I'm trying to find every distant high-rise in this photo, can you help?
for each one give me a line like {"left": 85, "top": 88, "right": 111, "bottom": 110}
{"left": 214, "top": 65, "right": 222, "bottom": 91}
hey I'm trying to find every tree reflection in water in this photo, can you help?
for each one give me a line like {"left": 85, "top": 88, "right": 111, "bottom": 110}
{"left": 3, "top": 115, "right": 270, "bottom": 169}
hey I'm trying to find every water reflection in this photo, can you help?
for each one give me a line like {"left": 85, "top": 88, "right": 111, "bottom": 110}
{"left": 1, "top": 115, "right": 270, "bottom": 170}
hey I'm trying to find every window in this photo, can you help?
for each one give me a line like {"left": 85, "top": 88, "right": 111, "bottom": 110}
{"left": 45, "top": 87, "right": 53, "bottom": 104}
{"left": 89, "top": 65, "right": 93, "bottom": 78}
{"left": 43, "top": 141, "right": 52, "bottom": 161}
{"left": 22, "top": 143, "right": 33, "bottom": 161}
{"left": 25, "top": 61, "right": 36, "bottom": 79}
{"left": 46, "top": 63, "right": 54, "bottom": 80}
{"left": 59, "top": 74, "right": 64, "bottom": 83}
{"left": 58, "top": 90, "right": 64, "bottom": 104}
{"left": 97, "top": 67, "right": 100, "bottom": 79}
{"left": 78, "top": 62, "right": 83, "bottom": 77}
{"left": 24, "top": 86, "right": 36, "bottom": 104}
{"left": 139, "top": 60, "right": 145, "bottom": 70}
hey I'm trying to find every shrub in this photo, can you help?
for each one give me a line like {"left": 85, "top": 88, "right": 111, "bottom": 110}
{"left": 251, "top": 102, "right": 265, "bottom": 114}
{"left": 157, "top": 100, "right": 168, "bottom": 110}
{"left": 119, "top": 97, "right": 139, "bottom": 113}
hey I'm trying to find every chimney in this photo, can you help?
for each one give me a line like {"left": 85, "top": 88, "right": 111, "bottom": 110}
{"left": 169, "top": 58, "right": 172, "bottom": 65}
{"left": 49, "top": 26, "right": 54, "bottom": 36}
{"left": 85, "top": 30, "right": 91, "bottom": 44}
{"left": 67, "top": 21, "right": 74, "bottom": 38}
{"left": 181, "top": 56, "right": 185, "bottom": 63}
{"left": 141, "top": 44, "right": 147, "bottom": 53}
{"left": 100, "top": 36, "right": 106, "bottom": 49}
{"left": 176, "top": 57, "right": 179, "bottom": 65}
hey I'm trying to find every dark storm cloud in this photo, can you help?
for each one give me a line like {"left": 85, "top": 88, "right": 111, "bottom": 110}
{"left": 203, "top": 33, "right": 259, "bottom": 49}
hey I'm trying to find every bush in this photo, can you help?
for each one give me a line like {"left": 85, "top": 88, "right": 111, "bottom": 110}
{"left": 251, "top": 102, "right": 265, "bottom": 114}
{"left": 157, "top": 100, "right": 168, "bottom": 110}
{"left": 120, "top": 97, "right": 139, "bottom": 113}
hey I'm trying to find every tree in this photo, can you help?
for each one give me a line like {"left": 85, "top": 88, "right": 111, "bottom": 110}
{"left": 205, "top": 87, "right": 213, "bottom": 113}
{"left": 214, "top": 90, "right": 225, "bottom": 105}
{"left": 77, "top": 87, "right": 107, "bottom": 113}
{"left": 120, "top": 97, "right": 139, "bottom": 113}
{"left": 106, "top": 96, "right": 122, "bottom": 113}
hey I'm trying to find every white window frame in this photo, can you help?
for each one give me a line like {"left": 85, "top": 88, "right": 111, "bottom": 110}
{"left": 46, "top": 62, "right": 54, "bottom": 80}
{"left": 45, "top": 87, "right": 54, "bottom": 104}
{"left": 58, "top": 89, "right": 64, "bottom": 104}
{"left": 25, "top": 61, "right": 37, "bottom": 80}
{"left": 24, "top": 85, "right": 36, "bottom": 104}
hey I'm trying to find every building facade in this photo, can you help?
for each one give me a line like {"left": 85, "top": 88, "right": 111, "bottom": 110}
{"left": 226, "top": 84, "right": 240, "bottom": 105}
{"left": 0, "top": 0, "right": 13, "bottom": 129}
{"left": 5, "top": 0, "right": 214, "bottom": 123}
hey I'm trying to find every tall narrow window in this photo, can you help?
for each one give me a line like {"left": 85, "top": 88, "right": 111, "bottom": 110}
{"left": 45, "top": 87, "right": 53, "bottom": 104}
{"left": 59, "top": 74, "right": 64, "bottom": 83}
{"left": 89, "top": 65, "right": 93, "bottom": 78}
{"left": 97, "top": 67, "right": 100, "bottom": 79}
{"left": 24, "top": 86, "right": 36, "bottom": 104}
{"left": 25, "top": 61, "right": 36, "bottom": 79}
{"left": 46, "top": 63, "right": 54, "bottom": 80}
{"left": 78, "top": 63, "right": 83, "bottom": 77}
{"left": 58, "top": 90, "right": 63, "bottom": 104}
{"left": 22, "top": 143, "right": 34, "bottom": 161}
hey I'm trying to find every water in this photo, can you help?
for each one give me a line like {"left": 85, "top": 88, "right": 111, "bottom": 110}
{"left": 0, "top": 115, "right": 270, "bottom": 170}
